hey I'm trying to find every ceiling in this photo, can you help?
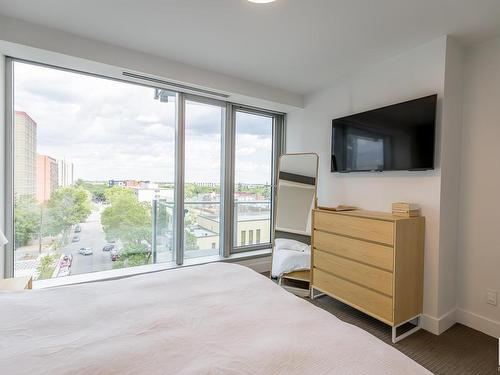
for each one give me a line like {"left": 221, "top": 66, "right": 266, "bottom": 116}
{"left": 0, "top": 0, "right": 499, "bottom": 95}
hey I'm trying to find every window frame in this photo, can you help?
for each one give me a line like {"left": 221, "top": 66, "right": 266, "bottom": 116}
{"left": 181, "top": 94, "right": 226, "bottom": 263}
{"left": 230, "top": 107, "right": 284, "bottom": 254}
{"left": 3, "top": 57, "right": 285, "bottom": 278}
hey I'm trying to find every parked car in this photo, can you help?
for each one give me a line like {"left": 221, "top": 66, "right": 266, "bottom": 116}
{"left": 74, "top": 225, "right": 81, "bottom": 233}
{"left": 79, "top": 247, "right": 93, "bottom": 256}
{"left": 60, "top": 255, "right": 72, "bottom": 268}
{"left": 72, "top": 235, "right": 80, "bottom": 242}
{"left": 102, "top": 244, "right": 115, "bottom": 252}
{"left": 110, "top": 248, "right": 120, "bottom": 261}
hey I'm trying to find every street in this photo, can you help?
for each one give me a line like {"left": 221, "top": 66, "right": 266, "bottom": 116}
{"left": 63, "top": 207, "right": 114, "bottom": 275}
{"left": 14, "top": 202, "right": 175, "bottom": 279}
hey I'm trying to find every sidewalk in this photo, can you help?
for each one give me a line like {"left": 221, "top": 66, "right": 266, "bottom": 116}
{"left": 14, "top": 258, "right": 40, "bottom": 278}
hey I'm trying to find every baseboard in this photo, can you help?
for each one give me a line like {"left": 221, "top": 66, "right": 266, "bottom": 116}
{"left": 421, "top": 308, "right": 456, "bottom": 335}
{"left": 235, "top": 255, "right": 271, "bottom": 274}
{"left": 233, "top": 258, "right": 500, "bottom": 339}
{"left": 456, "top": 308, "right": 500, "bottom": 338}
{"left": 422, "top": 307, "right": 500, "bottom": 338}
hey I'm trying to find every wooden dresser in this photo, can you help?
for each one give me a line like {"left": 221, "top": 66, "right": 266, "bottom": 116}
{"left": 310, "top": 209, "right": 425, "bottom": 342}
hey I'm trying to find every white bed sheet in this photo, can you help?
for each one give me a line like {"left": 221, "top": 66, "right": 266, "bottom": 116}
{"left": 0, "top": 263, "right": 431, "bottom": 375}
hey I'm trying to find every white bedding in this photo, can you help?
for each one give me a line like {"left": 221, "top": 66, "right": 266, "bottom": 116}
{"left": 271, "top": 239, "right": 311, "bottom": 277}
{"left": 0, "top": 263, "right": 431, "bottom": 375}
{"left": 271, "top": 249, "right": 311, "bottom": 278}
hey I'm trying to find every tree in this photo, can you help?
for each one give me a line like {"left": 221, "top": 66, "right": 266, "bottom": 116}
{"left": 37, "top": 253, "right": 60, "bottom": 280}
{"left": 112, "top": 242, "right": 151, "bottom": 269}
{"left": 14, "top": 196, "right": 41, "bottom": 248}
{"left": 184, "top": 183, "right": 219, "bottom": 199}
{"left": 101, "top": 187, "right": 152, "bottom": 267}
{"left": 75, "top": 179, "right": 109, "bottom": 203}
{"left": 101, "top": 187, "right": 152, "bottom": 244}
{"left": 185, "top": 230, "right": 199, "bottom": 251}
{"left": 45, "top": 187, "right": 92, "bottom": 243}
{"left": 157, "top": 204, "right": 171, "bottom": 230}
{"left": 155, "top": 202, "right": 173, "bottom": 250}
{"left": 236, "top": 183, "right": 271, "bottom": 199}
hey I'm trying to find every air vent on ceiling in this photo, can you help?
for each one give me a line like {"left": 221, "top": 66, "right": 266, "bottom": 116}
{"left": 122, "top": 71, "right": 230, "bottom": 99}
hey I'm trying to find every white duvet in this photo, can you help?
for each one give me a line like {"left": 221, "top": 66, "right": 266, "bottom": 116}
{"left": 0, "top": 263, "right": 431, "bottom": 375}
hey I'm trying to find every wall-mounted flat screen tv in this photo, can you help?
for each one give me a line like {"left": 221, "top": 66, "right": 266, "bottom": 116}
{"left": 331, "top": 94, "right": 437, "bottom": 172}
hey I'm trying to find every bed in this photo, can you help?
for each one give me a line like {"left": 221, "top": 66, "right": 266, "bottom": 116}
{"left": 0, "top": 263, "right": 431, "bottom": 374}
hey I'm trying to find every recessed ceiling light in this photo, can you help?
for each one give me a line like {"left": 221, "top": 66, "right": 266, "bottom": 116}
{"left": 248, "top": 0, "right": 276, "bottom": 3}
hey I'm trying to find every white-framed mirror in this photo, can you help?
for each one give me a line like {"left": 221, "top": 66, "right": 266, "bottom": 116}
{"left": 271, "top": 153, "right": 319, "bottom": 292}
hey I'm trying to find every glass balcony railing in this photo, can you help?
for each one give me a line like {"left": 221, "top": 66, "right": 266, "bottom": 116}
{"left": 234, "top": 201, "right": 271, "bottom": 247}
{"left": 14, "top": 197, "right": 271, "bottom": 281}
{"left": 152, "top": 199, "right": 271, "bottom": 260}
{"left": 183, "top": 201, "right": 220, "bottom": 259}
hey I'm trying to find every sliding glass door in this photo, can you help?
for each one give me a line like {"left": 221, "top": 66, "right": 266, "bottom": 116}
{"left": 183, "top": 98, "right": 224, "bottom": 259}
{"left": 233, "top": 110, "right": 274, "bottom": 251}
{"left": 5, "top": 58, "right": 284, "bottom": 281}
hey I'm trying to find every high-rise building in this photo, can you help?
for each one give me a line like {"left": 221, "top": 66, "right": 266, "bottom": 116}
{"left": 57, "top": 159, "right": 74, "bottom": 187}
{"left": 14, "top": 111, "right": 37, "bottom": 197}
{"left": 36, "top": 154, "right": 59, "bottom": 203}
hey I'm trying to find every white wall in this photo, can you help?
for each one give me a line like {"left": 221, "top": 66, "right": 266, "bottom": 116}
{"left": 436, "top": 38, "right": 464, "bottom": 326}
{"left": 287, "top": 36, "right": 456, "bottom": 332}
{"left": 288, "top": 34, "right": 500, "bottom": 338}
{"left": 456, "top": 36, "right": 500, "bottom": 337}
{"left": 0, "top": 14, "right": 303, "bottom": 111}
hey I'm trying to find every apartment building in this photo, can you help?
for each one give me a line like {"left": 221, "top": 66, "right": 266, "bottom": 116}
{"left": 14, "top": 111, "right": 37, "bottom": 197}
{"left": 36, "top": 154, "right": 58, "bottom": 202}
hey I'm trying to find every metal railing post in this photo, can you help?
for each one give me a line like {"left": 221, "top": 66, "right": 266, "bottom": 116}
{"left": 152, "top": 199, "right": 157, "bottom": 264}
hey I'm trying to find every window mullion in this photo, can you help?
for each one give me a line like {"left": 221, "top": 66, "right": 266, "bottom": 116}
{"left": 4, "top": 57, "right": 14, "bottom": 278}
{"left": 174, "top": 93, "right": 185, "bottom": 265}
{"left": 271, "top": 114, "right": 285, "bottom": 247}
{"left": 221, "top": 103, "right": 234, "bottom": 257}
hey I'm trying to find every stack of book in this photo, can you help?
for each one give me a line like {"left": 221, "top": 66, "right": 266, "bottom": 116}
{"left": 392, "top": 202, "right": 421, "bottom": 217}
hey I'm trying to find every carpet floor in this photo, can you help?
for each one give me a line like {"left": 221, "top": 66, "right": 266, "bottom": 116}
{"left": 269, "top": 274, "right": 498, "bottom": 374}
{"left": 310, "top": 294, "right": 498, "bottom": 375}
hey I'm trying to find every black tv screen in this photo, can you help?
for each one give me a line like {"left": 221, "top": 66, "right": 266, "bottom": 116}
{"left": 331, "top": 94, "right": 437, "bottom": 172}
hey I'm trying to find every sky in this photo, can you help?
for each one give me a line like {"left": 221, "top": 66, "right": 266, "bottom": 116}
{"left": 14, "top": 61, "right": 273, "bottom": 184}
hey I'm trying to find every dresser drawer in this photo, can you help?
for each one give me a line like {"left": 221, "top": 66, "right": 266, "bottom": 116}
{"left": 314, "top": 230, "right": 394, "bottom": 271}
{"left": 314, "top": 250, "right": 393, "bottom": 296}
{"left": 314, "top": 212, "right": 394, "bottom": 245}
{"left": 314, "top": 268, "right": 393, "bottom": 324}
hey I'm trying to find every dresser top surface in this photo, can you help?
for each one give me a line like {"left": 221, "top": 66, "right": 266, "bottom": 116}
{"left": 313, "top": 209, "right": 422, "bottom": 222}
